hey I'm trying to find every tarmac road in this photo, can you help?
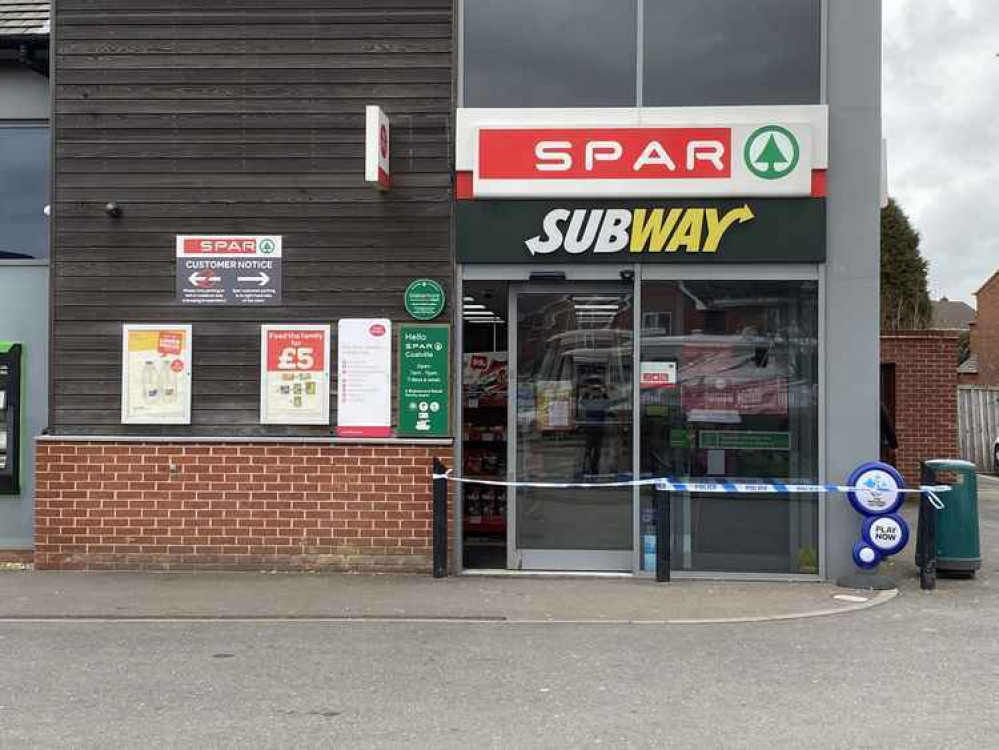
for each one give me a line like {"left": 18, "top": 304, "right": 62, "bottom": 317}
{"left": 2, "top": 478, "right": 998, "bottom": 748}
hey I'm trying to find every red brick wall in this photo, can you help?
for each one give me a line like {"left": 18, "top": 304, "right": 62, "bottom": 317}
{"left": 35, "top": 442, "right": 453, "bottom": 572}
{"left": 972, "top": 276, "right": 999, "bottom": 385}
{"left": 881, "top": 332, "right": 959, "bottom": 483}
{"left": 0, "top": 550, "right": 34, "bottom": 565}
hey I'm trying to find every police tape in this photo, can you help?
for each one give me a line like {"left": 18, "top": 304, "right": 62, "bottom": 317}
{"left": 431, "top": 470, "right": 950, "bottom": 507}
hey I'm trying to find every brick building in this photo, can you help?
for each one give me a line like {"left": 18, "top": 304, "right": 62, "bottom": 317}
{"left": 880, "top": 331, "right": 960, "bottom": 483}
{"left": 963, "top": 270, "right": 999, "bottom": 386}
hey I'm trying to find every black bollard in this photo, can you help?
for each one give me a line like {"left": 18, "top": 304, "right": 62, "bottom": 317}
{"left": 917, "top": 462, "right": 937, "bottom": 591}
{"left": 655, "top": 485, "right": 671, "bottom": 583}
{"left": 432, "top": 458, "right": 448, "bottom": 578}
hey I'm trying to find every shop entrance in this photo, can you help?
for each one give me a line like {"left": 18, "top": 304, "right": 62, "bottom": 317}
{"left": 460, "top": 274, "right": 822, "bottom": 577}
{"left": 459, "top": 279, "right": 636, "bottom": 572}
{"left": 509, "top": 285, "right": 634, "bottom": 571}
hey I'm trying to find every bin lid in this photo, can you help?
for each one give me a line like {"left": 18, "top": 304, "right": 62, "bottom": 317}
{"left": 924, "top": 459, "right": 977, "bottom": 471}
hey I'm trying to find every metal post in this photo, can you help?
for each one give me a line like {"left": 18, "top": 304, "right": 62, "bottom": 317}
{"left": 432, "top": 458, "right": 448, "bottom": 578}
{"left": 917, "top": 462, "right": 937, "bottom": 591}
{"left": 655, "top": 485, "right": 670, "bottom": 583}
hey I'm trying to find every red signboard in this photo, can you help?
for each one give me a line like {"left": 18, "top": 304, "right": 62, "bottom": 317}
{"left": 478, "top": 127, "right": 732, "bottom": 181}
{"left": 182, "top": 238, "right": 264, "bottom": 254}
{"left": 680, "top": 345, "right": 788, "bottom": 416}
{"left": 265, "top": 330, "right": 326, "bottom": 372}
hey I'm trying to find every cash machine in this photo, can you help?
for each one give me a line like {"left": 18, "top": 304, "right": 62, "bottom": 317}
{"left": 0, "top": 343, "right": 23, "bottom": 495}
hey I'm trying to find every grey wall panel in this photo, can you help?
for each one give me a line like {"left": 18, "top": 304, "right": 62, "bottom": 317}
{"left": 824, "top": 0, "right": 882, "bottom": 580}
{"left": 0, "top": 66, "right": 50, "bottom": 119}
{"left": 0, "top": 266, "right": 48, "bottom": 549}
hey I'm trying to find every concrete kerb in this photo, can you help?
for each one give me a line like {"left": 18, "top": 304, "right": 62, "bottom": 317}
{"left": 0, "top": 571, "right": 900, "bottom": 625}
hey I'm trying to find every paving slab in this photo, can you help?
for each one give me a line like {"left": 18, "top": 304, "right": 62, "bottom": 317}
{"left": 0, "top": 570, "right": 893, "bottom": 623}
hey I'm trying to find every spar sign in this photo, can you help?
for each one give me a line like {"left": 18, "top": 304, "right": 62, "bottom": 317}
{"left": 365, "top": 105, "right": 391, "bottom": 191}
{"left": 176, "top": 235, "right": 282, "bottom": 306}
{"left": 472, "top": 123, "right": 812, "bottom": 198}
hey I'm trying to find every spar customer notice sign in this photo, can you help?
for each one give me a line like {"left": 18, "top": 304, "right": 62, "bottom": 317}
{"left": 176, "top": 235, "right": 282, "bottom": 305}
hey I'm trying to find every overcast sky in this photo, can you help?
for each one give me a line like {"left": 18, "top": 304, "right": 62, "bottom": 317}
{"left": 883, "top": 0, "right": 999, "bottom": 305}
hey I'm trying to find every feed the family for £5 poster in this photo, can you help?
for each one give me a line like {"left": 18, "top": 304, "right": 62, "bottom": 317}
{"left": 260, "top": 325, "right": 331, "bottom": 425}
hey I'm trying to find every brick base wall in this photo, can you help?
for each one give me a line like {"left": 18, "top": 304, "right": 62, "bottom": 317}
{"left": 35, "top": 442, "right": 452, "bottom": 572}
{"left": 0, "top": 550, "right": 34, "bottom": 565}
{"left": 881, "top": 332, "right": 959, "bottom": 483}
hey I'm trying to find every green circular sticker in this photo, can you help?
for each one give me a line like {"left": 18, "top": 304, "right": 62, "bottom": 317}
{"left": 404, "top": 279, "right": 446, "bottom": 320}
{"left": 744, "top": 125, "right": 800, "bottom": 180}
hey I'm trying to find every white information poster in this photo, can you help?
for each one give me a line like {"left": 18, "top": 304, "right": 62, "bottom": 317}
{"left": 337, "top": 319, "right": 392, "bottom": 438}
{"left": 121, "top": 324, "right": 193, "bottom": 425}
{"left": 260, "top": 325, "right": 331, "bottom": 425}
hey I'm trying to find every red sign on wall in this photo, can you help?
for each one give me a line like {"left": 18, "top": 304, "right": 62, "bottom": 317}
{"left": 478, "top": 127, "right": 732, "bottom": 181}
{"left": 265, "top": 329, "right": 327, "bottom": 372}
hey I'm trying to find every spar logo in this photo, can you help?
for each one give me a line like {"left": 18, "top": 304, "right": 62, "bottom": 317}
{"left": 524, "top": 205, "right": 754, "bottom": 256}
{"left": 744, "top": 126, "right": 800, "bottom": 180}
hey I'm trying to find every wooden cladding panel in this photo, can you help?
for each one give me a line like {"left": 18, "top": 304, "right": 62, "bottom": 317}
{"left": 53, "top": 0, "right": 454, "bottom": 436}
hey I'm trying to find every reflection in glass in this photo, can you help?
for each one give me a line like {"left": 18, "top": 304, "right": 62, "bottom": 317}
{"left": 516, "top": 291, "right": 633, "bottom": 551}
{"left": 643, "top": 0, "right": 822, "bottom": 106}
{"left": 0, "top": 127, "right": 50, "bottom": 260}
{"left": 463, "top": 0, "right": 638, "bottom": 108}
{"left": 640, "top": 281, "right": 819, "bottom": 574}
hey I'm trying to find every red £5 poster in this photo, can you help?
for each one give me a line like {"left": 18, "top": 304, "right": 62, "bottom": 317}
{"left": 260, "top": 325, "right": 331, "bottom": 425}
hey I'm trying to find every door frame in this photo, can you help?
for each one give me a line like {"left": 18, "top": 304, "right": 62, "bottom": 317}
{"left": 507, "top": 280, "right": 637, "bottom": 571}
{"left": 457, "top": 263, "right": 824, "bottom": 580}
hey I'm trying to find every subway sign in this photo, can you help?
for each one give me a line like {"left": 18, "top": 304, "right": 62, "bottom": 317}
{"left": 456, "top": 199, "right": 825, "bottom": 264}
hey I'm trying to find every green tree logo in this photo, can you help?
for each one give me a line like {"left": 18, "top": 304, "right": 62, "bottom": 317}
{"left": 744, "top": 126, "right": 800, "bottom": 180}
{"left": 259, "top": 238, "right": 276, "bottom": 254}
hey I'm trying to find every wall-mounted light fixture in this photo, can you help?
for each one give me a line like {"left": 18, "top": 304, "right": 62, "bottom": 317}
{"left": 105, "top": 202, "right": 122, "bottom": 218}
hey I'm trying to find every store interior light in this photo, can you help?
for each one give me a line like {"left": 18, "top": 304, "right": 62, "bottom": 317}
{"left": 574, "top": 304, "right": 619, "bottom": 310}
{"left": 463, "top": 304, "right": 487, "bottom": 310}
{"left": 463, "top": 297, "right": 475, "bottom": 302}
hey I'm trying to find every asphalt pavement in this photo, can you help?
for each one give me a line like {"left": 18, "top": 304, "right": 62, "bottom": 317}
{"left": 1, "top": 477, "right": 997, "bottom": 748}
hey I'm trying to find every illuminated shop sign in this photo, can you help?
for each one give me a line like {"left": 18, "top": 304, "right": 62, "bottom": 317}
{"left": 456, "top": 107, "right": 828, "bottom": 199}
{"left": 457, "top": 199, "right": 824, "bottom": 263}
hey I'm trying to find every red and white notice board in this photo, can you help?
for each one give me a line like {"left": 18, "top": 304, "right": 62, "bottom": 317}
{"left": 260, "top": 325, "right": 331, "bottom": 425}
{"left": 337, "top": 319, "right": 392, "bottom": 438}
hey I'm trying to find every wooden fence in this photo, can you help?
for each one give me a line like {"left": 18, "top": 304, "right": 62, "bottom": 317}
{"left": 958, "top": 386, "right": 999, "bottom": 471}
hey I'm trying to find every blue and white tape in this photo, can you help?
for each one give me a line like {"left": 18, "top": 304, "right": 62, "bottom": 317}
{"left": 432, "top": 470, "right": 949, "bottom": 505}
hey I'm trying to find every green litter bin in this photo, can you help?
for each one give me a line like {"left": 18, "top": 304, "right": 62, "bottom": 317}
{"left": 920, "top": 459, "right": 981, "bottom": 577}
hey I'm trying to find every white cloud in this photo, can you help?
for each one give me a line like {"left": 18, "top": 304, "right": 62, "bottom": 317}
{"left": 883, "top": 0, "right": 999, "bottom": 304}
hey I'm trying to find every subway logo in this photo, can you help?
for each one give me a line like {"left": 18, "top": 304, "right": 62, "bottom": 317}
{"left": 524, "top": 205, "right": 755, "bottom": 256}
